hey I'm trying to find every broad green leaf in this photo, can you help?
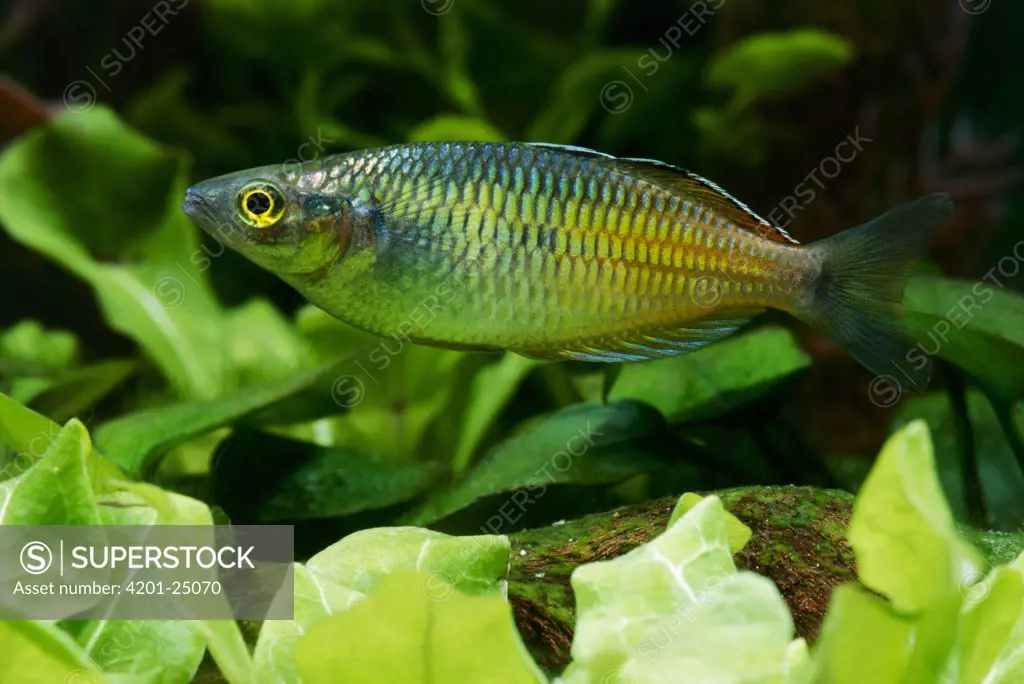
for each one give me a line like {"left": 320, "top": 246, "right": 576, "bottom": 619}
{"left": 451, "top": 354, "right": 539, "bottom": 475}
{"left": 403, "top": 400, "right": 665, "bottom": 526}
{"left": 253, "top": 528, "right": 510, "bottom": 684}
{"left": 0, "top": 107, "right": 228, "bottom": 399}
{"left": 295, "top": 572, "right": 545, "bottom": 684}
{"left": 810, "top": 584, "right": 915, "bottom": 684}
{"left": 848, "top": 420, "right": 981, "bottom": 612}
{"left": 64, "top": 483, "right": 248, "bottom": 684}
{"left": 0, "top": 391, "right": 68, "bottom": 473}
{"left": 93, "top": 357, "right": 353, "bottom": 476}
{"left": 957, "top": 565, "right": 1024, "bottom": 683}
{"left": 0, "top": 419, "right": 101, "bottom": 525}
{"left": 0, "top": 393, "right": 123, "bottom": 492}
{"left": 667, "top": 492, "right": 752, "bottom": 552}
{"left": 0, "top": 417, "right": 211, "bottom": 683}
{"left": 559, "top": 496, "right": 795, "bottom": 683}
{"left": 706, "top": 29, "right": 854, "bottom": 107}
{"left": 72, "top": 619, "right": 204, "bottom": 684}
{"left": 603, "top": 326, "right": 811, "bottom": 422}
{"left": 0, "top": 620, "right": 106, "bottom": 683}
{"left": 210, "top": 431, "right": 439, "bottom": 521}
{"left": 905, "top": 276, "right": 1024, "bottom": 403}
{"left": 254, "top": 563, "right": 364, "bottom": 684}
{"left": 407, "top": 115, "right": 505, "bottom": 143}
{"left": 305, "top": 527, "right": 510, "bottom": 599}
{"left": 980, "top": 551, "right": 1024, "bottom": 681}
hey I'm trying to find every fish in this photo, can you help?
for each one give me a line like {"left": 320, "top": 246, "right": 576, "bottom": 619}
{"left": 182, "top": 141, "right": 952, "bottom": 391}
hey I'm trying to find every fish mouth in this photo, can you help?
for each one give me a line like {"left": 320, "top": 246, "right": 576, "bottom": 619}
{"left": 182, "top": 187, "right": 241, "bottom": 243}
{"left": 182, "top": 187, "right": 213, "bottom": 226}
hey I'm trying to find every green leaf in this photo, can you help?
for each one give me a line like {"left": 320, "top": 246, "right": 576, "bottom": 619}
{"left": 407, "top": 115, "right": 505, "bottom": 142}
{"left": 978, "top": 551, "right": 1024, "bottom": 681}
{"left": 224, "top": 299, "right": 318, "bottom": 386}
{"left": 0, "top": 107, "right": 228, "bottom": 399}
{"left": 403, "top": 400, "right": 665, "bottom": 526}
{"left": 893, "top": 390, "right": 1024, "bottom": 530}
{"left": 847, "top": 420, "right": 981, "bottom": 612}
{"left": 905, "top": 276, "right": 1024, "bottom": 403}
{"left": 810, "top": 584, "right": 915, "bottom": 684}
{"left": 210, "top": 431, "right": 440, "bottom": 521}
{"left": 71, "top": 619, "right": 204, "bottom": 684}
{"left": 295, "top": 572, "right": 545, "bottom": 684}
{"left": 451, "top": 354, "right": 539, "bottom": 475}
{"left": 0, "top": 620, "right": 106, "bottom": 684}
{"left": 253, "top": 528, "right": 510, "bottom": 684}
{"left": 667, "top": 492, "right": 752, "bottom": 552}
{"left": 28, "top": 359, "right": 137, "bottom": 424}
{"left": 603, "top": 326, "right": 811, "bottom": 422}
{"left": 0, "top": 411, "right": 221, "bottom": 683}
{"left": 92, "top": 357, "right": 354, "bottom": 476}
{"left": 958, "top": 565, "right": 1024, "bottom": 683}
{"left": 559, "top": 496, "right": 797, "bottom": 683}
{"left": 65, "top": 483, "right": 245, "bottom": 684}
{"left": 706, "top": 29, "right": 855, "bottom": 107}
{"left": 0, "top": 419, "right": 101, "bottom": 525}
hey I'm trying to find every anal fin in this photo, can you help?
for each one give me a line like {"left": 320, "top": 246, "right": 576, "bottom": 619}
{"left": 514, "top": 308, "right": 764, "bottom": 362}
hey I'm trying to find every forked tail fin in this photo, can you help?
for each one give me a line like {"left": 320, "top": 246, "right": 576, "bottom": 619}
{"left": 795, "top": 194, "right": 954, "bottom": 392}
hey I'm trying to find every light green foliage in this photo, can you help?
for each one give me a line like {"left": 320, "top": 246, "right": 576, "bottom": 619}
{"left": 667, "top": 492, "right": 752, "bottom": 552}
{"left": 0, "top": 404, "right": 251, "bottom": 684}
{"left": 294, "top": 573, "right": 546, "bottom": 684}
{"left": 811, "top": 420, "right": 1024, "bottom": 683}
{"left": 0, "top": 620, "right": 107, "bottom": 684}
{"left": 848, "top": 421, "right": 981, "bottom": 612}
{"left": 253, "top": 527, "right": 511, "bottom": 684}
{"left": 0, "top": 108, "right": 226, "bottom": 400}
{"left": 558, "top": 496, "right": 799, "bottom": 684}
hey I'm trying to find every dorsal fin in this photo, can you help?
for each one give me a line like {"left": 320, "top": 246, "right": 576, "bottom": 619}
{"left": 525, "top": 143, "right": 800, "bottom": 245}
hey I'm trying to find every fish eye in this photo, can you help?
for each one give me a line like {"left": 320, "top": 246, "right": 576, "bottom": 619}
{"left": 237, "top": 182, "right": 285, "bottom": 228}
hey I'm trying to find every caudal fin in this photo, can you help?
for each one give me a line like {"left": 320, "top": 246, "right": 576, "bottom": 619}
{"left": 796, "top": 194, "right": 953, "bottom": 392}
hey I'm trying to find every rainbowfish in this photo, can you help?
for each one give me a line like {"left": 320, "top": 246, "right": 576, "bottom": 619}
{"left": 182, "top": 142, "right": 952, "bottom": 390}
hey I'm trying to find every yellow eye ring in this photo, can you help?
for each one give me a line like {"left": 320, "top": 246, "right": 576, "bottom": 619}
{"left": 238, "top": 182, "right": 285, "bottom": 228}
